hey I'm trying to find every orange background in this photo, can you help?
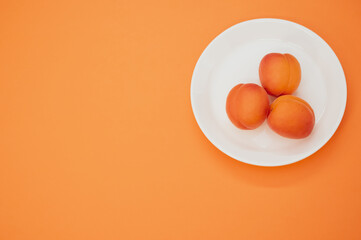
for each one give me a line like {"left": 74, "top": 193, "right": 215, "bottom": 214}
{"left": 0, "top": 0, "right": 360, "bottom": 239}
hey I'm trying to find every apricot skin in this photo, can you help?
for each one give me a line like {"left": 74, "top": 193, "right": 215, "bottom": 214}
{"left": 267, "top": 95, "right": 315, "bottom": 139}
{"left": 259, "top": 53, "right": 301, "bottom": 97}
{"left": 226, "top": 83, "right": 269, "bottom": 130}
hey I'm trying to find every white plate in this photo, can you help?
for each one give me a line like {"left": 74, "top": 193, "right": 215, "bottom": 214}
{"left": 191, "top": 18, "right": 347, "bottom": 167}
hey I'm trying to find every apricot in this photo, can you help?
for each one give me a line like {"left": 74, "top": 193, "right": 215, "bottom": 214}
{"left": 226, "top": 83, "right": 269, "bottom": 130}
{"left": 268, "top": 95, "right": 315, "bottom": 139}
{"left": 259, "top": 53, "right": 301, "bottom": 96}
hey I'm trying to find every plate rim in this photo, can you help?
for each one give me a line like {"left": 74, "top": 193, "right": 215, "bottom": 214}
{"left": 190, "top": 18, "right": 347, "bottom": 167}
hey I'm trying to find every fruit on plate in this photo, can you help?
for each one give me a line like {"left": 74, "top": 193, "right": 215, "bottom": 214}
{"left": 226, "top": 83, "right": 269, "bottom": 130}
{"left": 259, "top": 53, "right": 301, "bottom": 96}
{"left": 267, "top": 95, "right": 315, "bottom": 139}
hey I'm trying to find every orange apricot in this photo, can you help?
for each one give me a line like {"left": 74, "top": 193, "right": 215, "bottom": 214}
{"left": 226, "top": 83, "right": 269, "bottom": 130}
{"left": 259, "top": 53, "right": 301, "bottom": 96}
{"left": 267, "top": 95, "right": 315, "bottom": 139}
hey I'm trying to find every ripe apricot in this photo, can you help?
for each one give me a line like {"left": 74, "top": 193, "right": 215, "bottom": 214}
{"left": 267, "top": 95, "right": 315, "bottom": 139}
{"left": 259, "top": 53, "right": 301, "bottom": 96}
{"left": 226, "top": 83, "right": 269, "bottom": 130}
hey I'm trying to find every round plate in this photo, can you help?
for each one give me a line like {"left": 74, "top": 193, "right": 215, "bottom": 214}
{"left": 190, "top": 18, "right": 347, "bottom": 167}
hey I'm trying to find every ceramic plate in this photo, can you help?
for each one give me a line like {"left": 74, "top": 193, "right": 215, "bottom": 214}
{"left": 190, "top": 18, "right": 347, "bottom": 166}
